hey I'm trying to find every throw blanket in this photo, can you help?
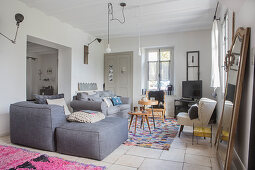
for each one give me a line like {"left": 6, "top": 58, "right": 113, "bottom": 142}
{"left": 67, "top": 110, "right": 105, "bottom": 123}
{"left": 188, "top": 104, "right": 198, "bottom": 120}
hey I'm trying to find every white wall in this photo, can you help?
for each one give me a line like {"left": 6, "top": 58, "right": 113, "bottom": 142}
{"left": 217, "top": 0, "right": 255, "bottom": 168}
{"left": 107, "top": 30, "right": 213, "bottom": 105}
{"left": 0, "top": 0, "right": 104, "bottom": 136}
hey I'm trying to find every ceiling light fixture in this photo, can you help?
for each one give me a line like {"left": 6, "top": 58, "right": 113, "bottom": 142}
{"left": 106, "top": 2, "right": 127, "bottom": 53}
{"left": 0, "top": 13, "right": 24, "bottom": 44}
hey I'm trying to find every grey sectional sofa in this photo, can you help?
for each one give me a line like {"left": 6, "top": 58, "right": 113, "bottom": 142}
{"left": 10, "top": 101, "right": 128, "bottom": 160}
{"left": 71, "top": 91, "right": 131, "bottom": 118}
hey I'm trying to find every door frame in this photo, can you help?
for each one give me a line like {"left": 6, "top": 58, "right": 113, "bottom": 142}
{"left": 104, "top": 51, "right": 133, "bottom": 102}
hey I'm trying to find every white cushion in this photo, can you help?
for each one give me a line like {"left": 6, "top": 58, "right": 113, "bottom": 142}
{"left": 103, "top": 97, "right": 113, "bottom": 107}
{"left": 47, "top": 98, "right": 71, "bottom": 115}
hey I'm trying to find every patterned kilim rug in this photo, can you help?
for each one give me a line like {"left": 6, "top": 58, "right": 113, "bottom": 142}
{"left": 124, "top": 118, "right": 180, "bottom": 150}
{"left": 0, "top": 145, "right": 105, "bottom": 170}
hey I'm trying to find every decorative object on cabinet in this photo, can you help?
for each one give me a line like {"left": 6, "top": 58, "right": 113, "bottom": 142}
{"left": 215, "top": 27, "right": 250, "bottom": 170}
{"left": 186, "top": 51, "right": 200, "bottom": 80}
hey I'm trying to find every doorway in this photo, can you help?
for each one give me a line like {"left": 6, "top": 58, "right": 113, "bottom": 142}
{"left": 104, "top": 52, "right": 133, "bottom": 100}
{"left": 26, "top": 42, "right": 58, "bottom": 100}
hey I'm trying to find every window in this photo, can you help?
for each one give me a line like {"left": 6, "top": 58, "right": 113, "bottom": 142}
{"left": 221, "top": 12, "right": 229, "bottom": 92}
{"left": 147, "top": 48, "right": 172, "bottom": 91}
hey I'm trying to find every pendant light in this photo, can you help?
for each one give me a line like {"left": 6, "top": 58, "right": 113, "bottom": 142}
{"left": 106, "top": 2, "right": 127, "bottom": 53}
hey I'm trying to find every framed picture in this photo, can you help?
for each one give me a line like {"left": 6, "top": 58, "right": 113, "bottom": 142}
{"left": 187, "top": 51, "right": 200, "bottom": 80}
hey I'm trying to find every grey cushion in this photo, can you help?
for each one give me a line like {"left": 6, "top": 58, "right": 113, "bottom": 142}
{"left": 120, "top": 97, "right": 132, "bottom": 104}
{"left": 77, "top": 92, "right": 89, "bottom": 101}
{"left": 77, "top": 93, "right": 102, "bottom": 102}
{"left": 97, "top": 90, "right": 114, "bottom": 98}
{"left": 107, "top": 106, "right": 120, "bottom": 115}
{"left": 88, "top": 94, "right": 103, "bottom": 102}
{"left": 70, "top": 100, "right": 102, "bottom": 112}
{"left": 10, "top": 101, "right": 67, "bottom": 151}
{"left": 56, "top": 117, "right": 128, "bottom": 160}
{"left": 34, "top": 94, "right": 64, "bottom": 104}
{"left": 188, "top": 104, "right": 198, "bottom": 120}
{"left": 118, "top": 104, "right": 131, "bottom": 111}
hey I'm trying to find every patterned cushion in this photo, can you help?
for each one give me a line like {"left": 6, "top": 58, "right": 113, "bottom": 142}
{"left": 67, "top": 111, "right": 105, "bottom": 123}
{"left": 34, "top": 94, "right": 64, "bottom": 104}
{"left": 111, "top": 97, "right": 122, "bottom": 106}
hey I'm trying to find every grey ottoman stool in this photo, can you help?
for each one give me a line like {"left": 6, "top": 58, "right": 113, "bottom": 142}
{"left": 56, "top": 117, "right": 128, "bottom": 160}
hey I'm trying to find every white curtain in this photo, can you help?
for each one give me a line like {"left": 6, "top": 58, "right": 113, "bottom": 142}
{"left": 210, "top": 20, "right": 220, "bottom": 88}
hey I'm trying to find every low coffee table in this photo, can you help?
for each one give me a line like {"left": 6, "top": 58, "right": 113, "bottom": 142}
{"left": 128, "top": 112, "right": 151, "bottom": 135}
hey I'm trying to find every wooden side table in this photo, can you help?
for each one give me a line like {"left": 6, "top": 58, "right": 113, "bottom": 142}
{"left": 128, "top": 112, "right": 151, "bottom": 135}
{"left": 138, "top": 100, "right": 158, "bottom": 129}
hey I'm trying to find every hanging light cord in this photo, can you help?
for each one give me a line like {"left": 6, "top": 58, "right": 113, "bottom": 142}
{"left": 108, "top": 3, "right": 110, "bottom": 45}
{"left": 108, "top": 3, "right": 126, "bottom": 24}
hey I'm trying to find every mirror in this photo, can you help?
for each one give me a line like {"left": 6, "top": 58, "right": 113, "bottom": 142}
{"left": 216, "top": 27, "right": 250, "bottom": 170}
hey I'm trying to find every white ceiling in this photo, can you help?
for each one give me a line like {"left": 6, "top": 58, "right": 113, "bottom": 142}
{"left": 20, "top": 0, "right": 217, "bottom": 38}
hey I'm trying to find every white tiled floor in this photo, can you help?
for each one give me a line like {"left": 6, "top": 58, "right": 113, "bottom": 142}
{"left": 0, "top": 126, "right": 221, "bottom": 170}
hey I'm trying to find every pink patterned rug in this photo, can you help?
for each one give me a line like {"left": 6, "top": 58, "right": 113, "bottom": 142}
{"left": 0, "top": 145, "right": 105, "bottom": 170}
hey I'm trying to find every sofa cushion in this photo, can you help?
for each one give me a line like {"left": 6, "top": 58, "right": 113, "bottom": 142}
{"left": 77, "top": 92, "right": 89, "bottom": 101}
{"left": 77, "top": 93, "right": 102, "bottom": 102}
{"left": 188, "top": 104, "right": 198, "bottom": 120}
{"left": 118, "top": 104, "right": 130, "bottom": 111}
{"left": 103, "top": 97, "right": 113, "bottom": 107}
{"left": 34, "top": 94, "right": 64, "bottom": 104}
{"left": 47, "top": 98, "right": 71, "bottom": 115}
{"left": 88, "top": 94, "right": 102, "bottom": 102}
{"left": 97, "top": 90, "right": 114, "bottom": 97}
{"left": 107, "top": 106, "right": 120, "bottom": 115}
{"left": 111, "top": 97, "right": 122, "bottom": 106}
